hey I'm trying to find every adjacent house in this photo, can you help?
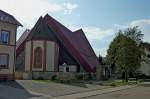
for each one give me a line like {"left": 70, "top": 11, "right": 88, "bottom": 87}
{"left": 140, "top": 42, "right": 150, "bottom": 76}
{"left": 0, "top": 10, "right": 22, "bottom": 80}
{"left": 16, "top": 14, "right": 99, "bottom": 77}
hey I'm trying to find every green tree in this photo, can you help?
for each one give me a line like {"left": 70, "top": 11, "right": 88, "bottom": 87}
{"left": 106, "top": 27, "right": 142, "bottom": 82}
{"left": 116, "top": 35, "right": 141, "bottom": 82}
{"left": 106, "top": 31, "right": 124, "bottom": 66}
{"left": 124, "top": 26, "right": 143, "bottom": 44}
{"left": 124, "top": 26, "right": 145, "bottom": 75}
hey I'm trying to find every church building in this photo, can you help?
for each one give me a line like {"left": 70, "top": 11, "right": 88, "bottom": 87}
{"left": 16, "top": 14, "right": 99, "bottom": 74}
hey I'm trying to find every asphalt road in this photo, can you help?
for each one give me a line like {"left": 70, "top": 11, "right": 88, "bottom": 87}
{"left": 82, "top": 83, "right": 150, "bottom": 99}
{"left": 0, "top": 81, "right": 150, "bottom": 99}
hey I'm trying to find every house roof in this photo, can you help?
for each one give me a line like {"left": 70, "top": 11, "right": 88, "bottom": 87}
{"left": 73, "top": 29, "right": 99, "bottom": 71}
{"left": 0, "top": 10, "right": 22, "bottom": 26}
{"left": 16, "top": 29, "right": 30, "bottom": 56}
{"left": 16, "top": 14, "right": 99, "bottom": 72}
{"left": 44, "top": 14, "right": 99, "bottom": 72}
{"left": 141, "top": 42, "right": 150, "bottom": 52}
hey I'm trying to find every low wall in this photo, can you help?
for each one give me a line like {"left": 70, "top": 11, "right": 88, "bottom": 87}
{"left": 15, "top": 71, "right": 96, "bottom": 80}
{"left": 15, "top": 71, "right": 23, "bottom": 80}
{"left": 32, "top": 72, "right": 57, "bottom": 80}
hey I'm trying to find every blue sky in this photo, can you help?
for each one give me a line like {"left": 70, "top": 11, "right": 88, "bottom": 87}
{"left": 0, "top": 0, "right": 150, "bottom": 56}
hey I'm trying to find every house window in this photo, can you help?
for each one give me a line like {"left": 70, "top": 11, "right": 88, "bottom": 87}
{"left": 147, "top": 54, "right": 150, "bottom": 58}
{"left": 34, "top": 47, "right": 42, "bottom": 68}
{"left": 0, "top": 54, "right": 9, "bottom": 69}
{"left": 66, "top": 67, "right": 69, "bottom": 72}
{"left": 0, "top": 31, "right": 9, "bottom": 44}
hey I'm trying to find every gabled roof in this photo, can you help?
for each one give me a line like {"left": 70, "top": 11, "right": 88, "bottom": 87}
{"left": 73, "top": 29, "right": 99, "bottom": 71}
{"left": 44, "top": 14, "right": 99, "bottom": 72}
{"left": 16, "top": 29, "right": 30, "bottom": 56}
{"left": 0, "top": 10, "right": 22, "bottom": 26}
{"left": 16, "top": 14, "right": 99, "bottom": 72}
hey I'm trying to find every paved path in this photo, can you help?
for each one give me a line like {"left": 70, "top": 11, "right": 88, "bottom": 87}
{"left": 17, "top": 80, "right": 110, "bottom": 97}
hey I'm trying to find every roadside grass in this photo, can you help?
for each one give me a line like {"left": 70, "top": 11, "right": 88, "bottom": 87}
{"left": 34, "top": 78, "right": 142, "bottom": 88}
{"left": 33, "top": 80, "right": 54, "bottom": 83}
{"left": 99, "top": 79, "right": 141, "bottom": 87}
{"left": 34, "top": 80, "right": 88, "bottom": 87}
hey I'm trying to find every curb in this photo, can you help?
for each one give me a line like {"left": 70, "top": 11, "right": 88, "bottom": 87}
{"left": 78, "top": 85, "right": 137, "bottom": 99}
{"left": 48, "top": 85, "right": 137, "bottom": 99}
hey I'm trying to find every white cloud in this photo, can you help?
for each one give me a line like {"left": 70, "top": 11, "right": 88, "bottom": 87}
{"left": 64, "top": 3, "right": 78, "bottom": 14}
{"left": 0, "top": 0, "right": 78, "bottom": 40}
{"left": 93, "top": 47, "right": 108, "bottom": 57}
{"left": 0, "top": 0, "right": 60, "bottom": 27}
{"left": 114, "top": 24, "right": 128, "bottom": 30}
{"left": 130, "top": 19, "right": 150, "bottom": 27}
{"left": 69, "top": 26, "right": 114, "bottom": 41}
{"left": 82, "top": 27, "right": 114, "bottom": 41}
{"left": 0, "top": 0, "right": 78, "bottom": 28}
{"left": 115, "top": 19, "right": 150, "bottom": 43}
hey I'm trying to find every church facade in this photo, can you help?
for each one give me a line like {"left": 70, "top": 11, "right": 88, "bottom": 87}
{"left": 16, "top": 14, "right": 99, "bottom": 75}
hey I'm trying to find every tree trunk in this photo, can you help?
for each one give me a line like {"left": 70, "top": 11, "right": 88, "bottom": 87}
{"left": 125, "top": 71, "right": 128, "bottom": 83}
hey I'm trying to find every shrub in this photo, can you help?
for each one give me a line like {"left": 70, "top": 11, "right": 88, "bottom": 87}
{"left": 51, "top": 75, "right": 57, "bottom": 80}
{"left": 75, "top": 74, "right": 84, "bottom": 80}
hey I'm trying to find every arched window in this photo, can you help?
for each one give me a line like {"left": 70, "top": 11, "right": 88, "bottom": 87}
{"left": 34, "top": 47, "right": 42, "bottom": 68}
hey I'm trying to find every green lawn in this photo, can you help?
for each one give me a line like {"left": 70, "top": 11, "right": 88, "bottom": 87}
{"left": 99, "top": 79, "right": 139, "bottom": 87}
{"left": 34, "top": 79, "right": 140, "bottom": 88}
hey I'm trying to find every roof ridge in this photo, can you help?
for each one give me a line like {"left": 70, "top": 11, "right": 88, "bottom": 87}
{"left": 73, "top": 28, "right": 83, "bottom": 33}
{"left": 0, "top": 9, "right": 22, "bottom": 26}
{"left": 44, "top": 14, "right": 73, "bottom": 32}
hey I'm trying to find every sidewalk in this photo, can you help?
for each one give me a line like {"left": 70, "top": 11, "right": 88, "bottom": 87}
{"left": 17, "top": 80, "right": 110, "bottom": 97}
{"left": 48, "top": 85, "right": 136, "bottom": 99}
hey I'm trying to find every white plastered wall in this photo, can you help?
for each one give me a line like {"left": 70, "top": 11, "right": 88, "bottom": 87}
{"left": 25, "top": 41, "right": 31, "bottom": 72}
{"left": 46, "top": 41, "right": 55, "bottom": 71}
{"left": 0, "top": 21, "right": 17, "bottom": 75}
{"left": 0, "top": 45, "right": 15, "bottom": 74}
{"left": 140, "top": 48, "right": 150, "bottom": 76}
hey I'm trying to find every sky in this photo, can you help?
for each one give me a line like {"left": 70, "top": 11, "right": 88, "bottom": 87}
{"left": 0, "top": 0, "right": 150, "bottom": 57}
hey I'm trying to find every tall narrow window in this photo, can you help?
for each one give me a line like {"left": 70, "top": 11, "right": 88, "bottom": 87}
{"left": 0, "top": 31, "right": 9, "bottom": 44}
{"left": 0, "top": 54, "right": 9, "bottom": 69}
{"left": 34, "top": 47, "right": 42, "bottom": 68}
{"left": 147, "top": 54, "right": 150, "bottom": 58}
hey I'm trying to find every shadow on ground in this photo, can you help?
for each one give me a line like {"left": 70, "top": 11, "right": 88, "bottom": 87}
{"left": 0, "top": 80, "right": 42, "bottom": 99}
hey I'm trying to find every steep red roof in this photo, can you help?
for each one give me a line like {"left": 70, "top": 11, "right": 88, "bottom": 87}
{"left": 73, "top": 29, "right": 99, "bottom": 71}
{"left": 44, "top": 14, "right": 99, "bottom": 72}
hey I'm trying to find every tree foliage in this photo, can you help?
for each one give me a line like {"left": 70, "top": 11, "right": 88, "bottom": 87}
{"left": 106, "top": 27, "right": 143, "bottom": 82}
{"left": 124, "top": 26, "right": 143, "bottom": 44}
